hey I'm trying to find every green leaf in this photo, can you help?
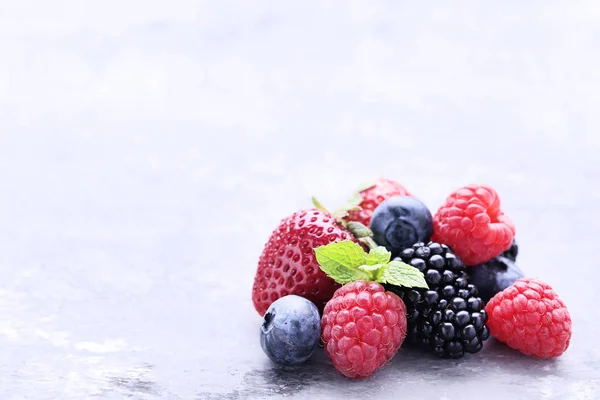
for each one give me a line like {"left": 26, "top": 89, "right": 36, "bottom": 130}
{"left": 346, "top": 221, "right": 373, "bottom": 239}
{"left": 331, "top": 209, "right": 350, "bottom": 221}
{"left": 344, "top": 192, "right": 363, "bottom": 210}
{"left": 378, "top": 260, "right": 429, "bottom": 289}
{"left": 311, "top": 196, "right": 330, "bottom": 214}
{"left": 358, "top": 263, "right": 385, "bottom": 272}
{"left": 355, "top": 180, "right": 377, "bottom": 193}
{"left": 366, "top": 246, "right": 391, "bottom": 265}
{"left": 331, "top": 193, "right": 363, "bottom": 222}
{"left": 359, "top": 237, "right": 380, "bottom": 251}
{"left": 314, "top": 241, "right": 370, "bottom": 284}
{"left": 358, "top": 263, "right": 386, "bottom": 281}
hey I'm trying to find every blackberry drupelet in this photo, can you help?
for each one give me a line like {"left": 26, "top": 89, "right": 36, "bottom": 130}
{"left": 385, "top": 242, "right": 490, "bottom": 358}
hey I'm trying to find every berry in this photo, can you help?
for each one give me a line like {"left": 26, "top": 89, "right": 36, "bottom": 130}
{"left": 432, "top": 184, "right": 515, "bottom": 266}
{"left": 260, "top": 295, "right": 321, "bottom": 365}
{"left": 252, "top": 209, "right": 361, "bottom": 316}
{"left": 501, "top": 239, "right": 519, "bottom": 262}
{"left": 347, "top": 178, "right": 411, "bottom": 227}
{"left": 468, "top": 256, "right": 525, "bottom": 302}
{"left": 321, "top": 281, "right": 407, "bottom": 379}
{"left": 386, "top": 242, "right": 490, "bottom": 358}
{"left": 485, "top": 278, "right": 572, "bottom": 358}
{"left": 370, "top": 196, "right": 433, "bottom": 257}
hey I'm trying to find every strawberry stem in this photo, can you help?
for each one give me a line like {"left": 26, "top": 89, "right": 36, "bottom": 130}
{"left": 359, "top": 236, "right": 379, "bottom": 250}
{"left": 311, "top": 196, "right": 381, "bottom": 249}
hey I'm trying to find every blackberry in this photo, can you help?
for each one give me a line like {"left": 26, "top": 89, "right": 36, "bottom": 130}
{"left": 501, "top": 239, "right": 519, "bottom": 262}
{"left": 385, "top": 241, "right": 489, "bottom": 358}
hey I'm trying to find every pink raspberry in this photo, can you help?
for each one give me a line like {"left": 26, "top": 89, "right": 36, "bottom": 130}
{"left": 321, "top": 280, "right": 407, "bottom": 379}
{"left": 432, "top": 184, "right": 515, "bottom": 266}
{"left": 485, "top": 278, "right": 572, "bottom": 358}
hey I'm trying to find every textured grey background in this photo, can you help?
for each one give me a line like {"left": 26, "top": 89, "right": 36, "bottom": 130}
{"left": 1, "top": 1, "right": 599, "bottom": 399}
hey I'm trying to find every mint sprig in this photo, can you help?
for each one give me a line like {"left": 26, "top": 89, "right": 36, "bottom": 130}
{"left": 380, "top": 260, "right": 428, "bottom": 287}
{"left": 365, "top": 246, "right": 391, "bottom": 265}
{"left": 314, "top": 241, "right": 370, "bottom": 284}
{"left": 314, "top": 241, "right": 428, "bottom": 289}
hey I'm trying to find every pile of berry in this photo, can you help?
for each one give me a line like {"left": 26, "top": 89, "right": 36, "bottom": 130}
{"left": 252, "top": 179, "right": 572, "bottom": 379}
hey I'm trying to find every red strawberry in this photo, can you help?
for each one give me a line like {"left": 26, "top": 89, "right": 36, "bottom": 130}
{"left": 346, "top": 178, "right": 412, "bottom": 228}
{"left": 252, "top": 209, "right": 361, "bottom": 316}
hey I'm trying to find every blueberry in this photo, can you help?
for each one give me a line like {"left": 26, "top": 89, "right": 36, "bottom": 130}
{"left": 467, "top": 256, "right": 525, "bottom": 303}
{"left": 260, "top": 295, "right": 320, "bottom": 366}
{"left": 501, "top": 239, "right": 519, "bottom": 262}
{"left": 370, "top": 196, "right": 433, "bottom": 257}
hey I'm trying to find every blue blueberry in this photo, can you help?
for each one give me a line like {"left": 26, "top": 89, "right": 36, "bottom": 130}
{"left": 501, "top": 239, "right": 519, "bottom": 262}
{"left": 260, "top": 295, "right": 320, "bottom": 366}
{"left": 370, "top": 196, "right": 433, "bottom": 257}
{"left": 467, "top": 256, "right": 525, "bottom": 303}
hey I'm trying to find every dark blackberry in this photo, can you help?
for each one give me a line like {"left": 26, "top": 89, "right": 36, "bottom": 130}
{"left": 386, "top": 241, "right": 489, "bottom": 359}
{"left": 501, "top": 239, "right": 519, "bottom": 262}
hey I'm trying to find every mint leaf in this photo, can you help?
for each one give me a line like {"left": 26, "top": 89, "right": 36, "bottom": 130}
{"left": 358, "top": 263, "right": 385, "bottom": 272}
{"left": 346, "top": 221, "right": 373, "bottom": 239}
{"left": 314, "top": 241, "right": 370, "bottom": 284}
{"left": 358, "top": 263, "right": 386, "bottom": 281}
{"left": 379, "top": 260, "right": 428, "bottom": 289}
{"left": 366, "top": 246, "right": 391, "bottom": 265}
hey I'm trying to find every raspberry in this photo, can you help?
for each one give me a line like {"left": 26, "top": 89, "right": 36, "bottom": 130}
{"left": 485, "top": 278, "right": 572, "bottom": 358}
{"left": 387, "top": 242, "right": 490, "bottom": 358}
{"left": 347, "top": 178, "right": 411, "bottom": 227}
{"left": 321, "top": 281, "right": 407, "bottom": 379}
{"left": 432, "top": 184, "right": 515, "bottom": 266}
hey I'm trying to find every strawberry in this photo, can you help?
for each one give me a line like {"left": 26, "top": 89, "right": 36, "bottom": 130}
{"left": 346, "top": 178, "right": 412, "bottom": 228}
{"left": 252, "top": 209, "right": 362, "bottom": 316}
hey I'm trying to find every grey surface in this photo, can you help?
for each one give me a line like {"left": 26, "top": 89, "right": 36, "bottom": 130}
{"left": 1, "top": 1, "right": 599, "bottom": 399}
